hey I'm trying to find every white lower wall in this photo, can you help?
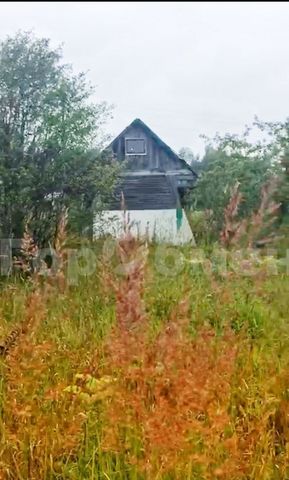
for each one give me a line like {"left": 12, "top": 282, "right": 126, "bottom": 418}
{"left": 93, "top": 209, "right": 195, "bottom": 245}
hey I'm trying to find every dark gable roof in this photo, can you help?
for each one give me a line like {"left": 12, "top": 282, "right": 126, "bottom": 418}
{"left": 109, "top": 174, "right": 180, "bottom": 210}
{"left": 107, "top": 118, "right": 197, "bottom": 177}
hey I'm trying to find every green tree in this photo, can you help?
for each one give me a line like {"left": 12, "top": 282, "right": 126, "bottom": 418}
{"left": 189, "top": 132, "right": 274, "bottom": 234}
{"left": 0, "top": 31, "right": 119, "bottom": 244}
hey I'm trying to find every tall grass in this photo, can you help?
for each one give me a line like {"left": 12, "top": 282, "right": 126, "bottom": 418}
{"left": 0, "top": 219, "right": 289, "bottom": 478}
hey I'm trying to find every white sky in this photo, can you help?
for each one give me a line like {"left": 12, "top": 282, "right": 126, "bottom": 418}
{"left": 1, "top": 1, "right": 289, "bottom": 155}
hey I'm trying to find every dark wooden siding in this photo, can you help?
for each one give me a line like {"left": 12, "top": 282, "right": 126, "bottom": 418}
{"left": 111, "top": 124, "right": 183, "bottom": 172}
{"left": 109, "top": 174, "right": 179, "bottom": 210}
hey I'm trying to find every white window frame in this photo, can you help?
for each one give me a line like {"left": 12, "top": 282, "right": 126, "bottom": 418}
{"left": 125, "top": 138, "right": 147, "bottom": 156}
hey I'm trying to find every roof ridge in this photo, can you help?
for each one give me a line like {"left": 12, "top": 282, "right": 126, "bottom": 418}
{"left": 105, "top": 118, "right": 197, "bottom": 176}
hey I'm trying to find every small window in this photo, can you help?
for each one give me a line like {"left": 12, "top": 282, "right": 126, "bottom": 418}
{"left": 125, "top": 138, "right": 146, "bottom": 155}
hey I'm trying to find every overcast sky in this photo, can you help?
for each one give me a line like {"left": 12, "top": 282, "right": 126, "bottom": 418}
{"left": 1, "top": 1, "right": 289, "bottom": 155}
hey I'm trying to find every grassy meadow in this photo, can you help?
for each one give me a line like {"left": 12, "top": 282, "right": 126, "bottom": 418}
{"left": 2, "top": 22, "right": 289, "bottom": 480}
{"left": 0, "top": 234, "right": 289, "bottom": 480}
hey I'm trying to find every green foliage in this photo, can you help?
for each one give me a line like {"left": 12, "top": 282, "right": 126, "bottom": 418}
{"left": 0, "top": 31, "right": 119, "bottom": 244}
{"left": 188, "top": 132, "right": 275, "bottom": 235}
{"left": 178, "top": 119, "right": 289, "bottom": 249}
{"left": 186, "top": 118, "right": 289, "bottom": 242}
{"left": 1, "top": 242, "right": 289, "bottom": 478}
{"left": 186, "top": 209, "right": 217, "bottom": 246}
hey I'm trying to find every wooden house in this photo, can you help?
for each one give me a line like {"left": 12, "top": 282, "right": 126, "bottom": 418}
{"left": 93, "top": 119, "right": 197, "bottom": 244}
